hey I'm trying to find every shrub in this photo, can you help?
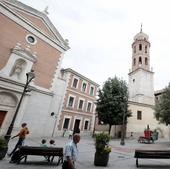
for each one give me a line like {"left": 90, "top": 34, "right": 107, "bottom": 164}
{"left": 94, "top": 132, "right": 111, "bottom": 154}
{"left": 0, "top": 137, "right": 7, "bottom": 149}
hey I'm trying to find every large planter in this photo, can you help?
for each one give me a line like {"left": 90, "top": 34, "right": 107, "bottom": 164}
{"left": 0, "top": 147, "right": 8, "bottom": 160}
{"left": 94, "top": 151, "right": 109, "bottom": 166}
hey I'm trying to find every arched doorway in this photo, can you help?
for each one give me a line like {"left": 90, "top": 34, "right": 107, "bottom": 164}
{"left": 0, "top": 111, "right": 7, "bottom": 127}
{"left": 0, "top": 91, "right": 17, "bottom": 133}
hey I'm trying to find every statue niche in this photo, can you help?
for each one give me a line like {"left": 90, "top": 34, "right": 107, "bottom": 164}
{"left": 10, "top": 59, "right": 27, "bottom": 80}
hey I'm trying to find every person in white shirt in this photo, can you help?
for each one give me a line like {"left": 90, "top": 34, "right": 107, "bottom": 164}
{"left": 62, "top": 134, "right": 80, "bottom": 169}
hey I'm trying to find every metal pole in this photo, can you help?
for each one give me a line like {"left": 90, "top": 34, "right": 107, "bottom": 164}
{"left": 120, "top": 110, "right": 125, "bottom": 145}
{"left": 92, "top": 114, "right": 97, "bottom": 136}
{"left": 4, "top": 84, "right": 28, "bottom": 142}
{"left": 4, "top": 70, "right": 35, "bottom": 142}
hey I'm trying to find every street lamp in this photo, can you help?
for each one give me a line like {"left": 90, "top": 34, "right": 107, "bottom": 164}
{"left": 4, "top": 70, "right": 35, "bottom": 142}
{"left": 120, "top": 96, "right": 127, "bottom": 146}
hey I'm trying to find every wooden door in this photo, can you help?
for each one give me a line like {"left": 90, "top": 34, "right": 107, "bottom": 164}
{"left": 0, "top": 111, "right": 7, "bottom": 127}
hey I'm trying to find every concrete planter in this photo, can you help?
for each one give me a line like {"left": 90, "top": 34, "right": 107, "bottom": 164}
{"left": 0, "top": 147, "right": 8, "bottom": 160}
{"left": 94, "top": 151, "right": 109, "bottom": 166}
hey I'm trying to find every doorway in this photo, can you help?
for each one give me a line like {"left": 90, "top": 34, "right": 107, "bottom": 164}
{"left": 0, "top": 111, "right": 7, "bottom": 128}
{"left": 73, "top": 119, "right": 80, "bottom": 134}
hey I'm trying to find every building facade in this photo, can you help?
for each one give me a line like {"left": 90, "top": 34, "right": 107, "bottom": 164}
{"left": 0, "top": 0, "right": 69, "bottom": 137}
{"left": 53, "top": 68, "right": 99, "bottom": 136}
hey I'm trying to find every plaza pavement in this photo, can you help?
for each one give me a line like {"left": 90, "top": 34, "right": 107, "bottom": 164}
{"left": 1, "top": 135, "right": 170, "bottom": 169}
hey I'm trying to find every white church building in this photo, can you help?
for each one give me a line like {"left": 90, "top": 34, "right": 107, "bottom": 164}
{"left": 127, "top": 28, "right": 170, "bottom": 138}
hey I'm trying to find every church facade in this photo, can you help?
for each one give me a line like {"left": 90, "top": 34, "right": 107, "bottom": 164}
{"left": 0, "top": 0, "right": 69, "bottom": 137}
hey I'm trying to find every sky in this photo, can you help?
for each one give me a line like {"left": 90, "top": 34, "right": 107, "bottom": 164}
{"left": 20, "top": 0, "right": 170, "bottom": 90}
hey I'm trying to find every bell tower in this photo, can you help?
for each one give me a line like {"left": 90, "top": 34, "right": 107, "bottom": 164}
{"left": 128, "top": 26, "right": 154, "bottom": 105}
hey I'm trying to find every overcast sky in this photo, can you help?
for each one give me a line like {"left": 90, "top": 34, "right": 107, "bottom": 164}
{"left": 20, "top": 0, "right": 170, "bottom": 90}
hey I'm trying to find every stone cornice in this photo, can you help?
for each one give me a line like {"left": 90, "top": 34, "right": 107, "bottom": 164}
{"left": 63, "top": 68, "right": 100, "bottom": 87}
{"left": 62, "top": 109, "right": 93, "bottom": 117}
{"left": 0, "top": 76, "right": 53, "bottom": 96}
{"left": 12, "top": 46, "right": 37, "bottom": 63}
{"left": 67, "top": 88, "right": 97, "bottom": 101}
{"left": 128, "top": 100, "right": 154, "bottom": 108}
{"left": 128, "top": 67, "right": 154, "bottom": 75}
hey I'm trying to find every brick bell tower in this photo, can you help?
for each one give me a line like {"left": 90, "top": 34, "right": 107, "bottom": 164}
{"left": 128, "top": 25, "right": 154, "bottom": 105}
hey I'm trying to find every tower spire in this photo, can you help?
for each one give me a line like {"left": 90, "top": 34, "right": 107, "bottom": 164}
{"left": 140, "top": 23, "right": 143, "bottom": 33}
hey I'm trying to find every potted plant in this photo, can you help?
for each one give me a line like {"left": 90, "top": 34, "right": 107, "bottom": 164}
{"left": 0, "top": 137, "right": 8, "bottom": 160}
{"left": 94, "top": 132, "right": 111, "bottom": 166}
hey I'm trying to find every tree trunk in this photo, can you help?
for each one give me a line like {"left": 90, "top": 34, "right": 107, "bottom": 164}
{"left": 108, "top": 124, "right": 112, "bottom": 134}
{"left": 114, "top": 125, "right": 117, "bottom": 138}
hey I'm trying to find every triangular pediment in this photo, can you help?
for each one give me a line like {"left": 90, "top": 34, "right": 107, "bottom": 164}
{"left": 13, "top": 8, "right": 57, "bottom": 40}
{"left": 1, "top": 0, "right": 69, "bottom": 50}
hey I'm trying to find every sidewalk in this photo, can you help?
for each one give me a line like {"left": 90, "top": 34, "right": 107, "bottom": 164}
{"left": 1, "top": 136, "right": 170, "bottom": 169}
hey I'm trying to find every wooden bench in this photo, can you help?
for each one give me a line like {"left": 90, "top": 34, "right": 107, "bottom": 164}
{"left": 16, "top": 146, "right": 63, "bottom": 165}
{"left": 134, "top": 149, "right": 170, "bottom": 167}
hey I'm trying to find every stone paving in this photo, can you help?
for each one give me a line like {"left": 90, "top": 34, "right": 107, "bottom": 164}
{"left": 1, "top": 136, "right": 170, "bottom": 169}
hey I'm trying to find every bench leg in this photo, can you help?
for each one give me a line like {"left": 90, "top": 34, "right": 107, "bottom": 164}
{"left": 136, "top": 158, "right": 139, "bottom": 167}
{"left": 24, "top": 155, "right": 27, "bottom": 163}
{"left": 17, "top": 155, "right": 26, "bottom": 164}
{"left": 50, "top": 156, "right": 54, "bottom": 163}
{"left": 57, "top": 156, "right": 63, "bottom": 166}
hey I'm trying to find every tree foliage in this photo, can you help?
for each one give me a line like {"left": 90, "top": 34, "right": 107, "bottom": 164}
{"left": 154, "top": 83, "right": 170, "bottom": 125}
{"left": 96, "top": 77, "right": 131, "bottom": 134}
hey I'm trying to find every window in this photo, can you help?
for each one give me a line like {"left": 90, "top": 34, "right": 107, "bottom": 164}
{"left": 139, "top": 57, "right": 142, "bottom": 64}
{"left": 90, "top": 86, "right": 94, "bottom": 96}
{"left": 82, "top": 82, "right": 87, "bottom": 92}
{"left": 84, "top": 121, "right": 89, "bottom": 130}
{"left": 139, "top": 44, "right": 142, "bottom": 51}
{"left": 87, "top": 102, "right": 92, "bottom": 112}
{"left": 26, "top": 34, "right": 37, "bottom": 45}
{"left": 72, "top": 78, "right": 78, "bottom": 88}
{"left": 78, "top": 99, "right": 84, "bottom": 110}
{"left": 68, "top": 96, "right": 74, "bottom": 107}
{"left": 145, "top": 57, "right": 148, "bottom": 65}
{"left": 134, "top": 46, "right": 136, "bottom": 53}
{"left": 137, "top": 111, "right": 142, "bottom": 120}
{"left": 145, "top": 45, "right": 147, "bottom": 53}
{"left": 63, "top": 118, "right": 70, "bottom": 129}
{"left": 133, "top": 58, "right": 136, "bottom": 66}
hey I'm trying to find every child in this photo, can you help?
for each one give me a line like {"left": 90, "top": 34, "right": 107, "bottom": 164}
{"left": 48, "top": 139, "right": 55, "bottom": 162}
{"left": 49, "top": 139, "right": 55, "bottom": 147}
{"left": 40, "top": 139, "right": 47, "bottom": 147}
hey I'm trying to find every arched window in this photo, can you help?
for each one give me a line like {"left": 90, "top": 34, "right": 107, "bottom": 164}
{"left": 139, "top": 57, "right": 142, "bottom": 64}
{"left": 145, "top": 57, "right": 148, "bottom": 65}
{"left": 133, "top": 58, "right": 136, "bottom": 66}
{"left": 134, "top": 46, "right": 136, "bottom": 53}
{"left": 145, "top": 45, "right": 147, "bottom": 53}
{"left": 139, "top": 44, "right": 142, "bottom": 51}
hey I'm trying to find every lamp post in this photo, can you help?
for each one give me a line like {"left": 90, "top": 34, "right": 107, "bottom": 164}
{"left": 120, "top": 110, "right": 126, "bottom": 145}
{"left": 4, "top": 70, "right": 35, "bottom": 142}
{"left": 92, "top": 113, "right": 97, "bottom": 137}
{"left": 120, "top": 96, "right": 127, "bottom": 146}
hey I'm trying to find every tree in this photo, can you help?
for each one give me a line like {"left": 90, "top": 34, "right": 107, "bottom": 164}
{"left": 96, "top": 76, "right": 131, "bottom": 134}
{"left": 154, "top": 83, "right": 170, "bottom": 125}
